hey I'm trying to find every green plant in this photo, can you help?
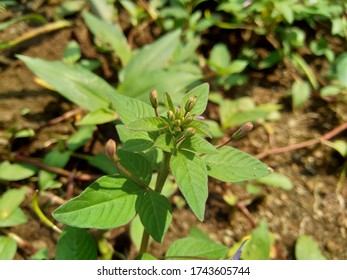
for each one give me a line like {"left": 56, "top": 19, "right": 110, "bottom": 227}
{"left": 52, "top": 83, "right": 270, "bottom": 259}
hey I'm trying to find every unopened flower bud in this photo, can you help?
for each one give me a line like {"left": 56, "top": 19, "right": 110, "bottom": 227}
{"left": 175, "top": 108, "right": 183, "bottom": 120}
{"left": 183, "top": 127, "right": 195, "bottom": 138}
{"left": 105, "top": 139, "right": 119, "bottom": 162}
{"left": 182, "top": 115, "right": 194, "bottom": 127}
{"left": 150, "top": 89, "right": 159, "bottom": 109}
{"left": 185, "top": 96, "right": 197, "bottom": 113}
{"left": 167, "top": 110, "right": 175, "bottom": 122}
{"left": 231, "top": 122, "right": 253, "bottom": 140}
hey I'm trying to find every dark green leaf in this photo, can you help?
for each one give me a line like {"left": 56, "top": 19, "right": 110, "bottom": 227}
{"left": 204, "top": 146, "right": 270, "bottom": 182}
{"left": 170, "top": 150, "right": 208, "bottom": 221}
{"left": 136, "top": 190, "right": 172, "bottom": 242}
{"left": 55, "top": 227, "right": 97, "bottom": 260}
{"left": 154, "top": 133, "right": 176, "bottom": 153}
{"left": 86, "top": 153, "right": 119, "bottom": 175}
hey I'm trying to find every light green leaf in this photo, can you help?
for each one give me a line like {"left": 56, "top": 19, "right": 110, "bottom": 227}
{"left": 0, "top": 208, "right": 28, "bottom": 227}
{"left": 130, "top": 215, "right": 150, "bottom": 251}
{"left": 136, "top": 190, "right": 172, "bottom": 242}
{"left": 127, "top": 117, "right": 169, "bottom": 132}
{"left": 275, "top": 2, "right": 294, "bottom": 24}
{"left": 17, "top": 55, "right": 112, "bottom": 111}
{"left": 291, "top": 80, "right": 311, "bottom": 108}
{"left": 204, "top": 146, "right": 270, "bottom": 182}
{"left": 55, "top": 227, "right": 97, "bottom": 260}
{"left": 256, "top": 172, "right": 293, "bottom": 190}
{"left": 136, "top": 253, "right": 157, "bottom": 260}
{"left": 67, "top": 126, "right": 95, "bottom": 151}
{"left": 62, "top": 40, "right": 81, "bottom": 65}
{"left": 82, "top": 11, "right": 131, "bottom": 66}
{"left": 181, "top": 83, "right": 209, "bottom": 116}
{"left": 179, "top": 135, "right": 217, "bottom": 154}
{"left": 166, "top": 236, "right": 228, "bottom": 259}
{"left": 0, "top": 187, "right": 28, "bottom": 220}
{"left": 0, "top": 161, "right": 37, "bottom": 181}
{"left": 226, "top": 60, "right": 248, "bottom": 75}
{"left": 108, "top": 92, "right": 155, "bottom": 125}
{"left": 333, "top": 52, "right": 347, "bottom": 87}
{"left": 120, "top": 30, "right": 181, "bottom": 81}
{"left": 190, "top": 120, "right": 212, "bottom": 138}
{"left": 116, "top": 69, "right": 202, "bottom": 101}
{"left": 295, "top": 235, "right": 326, "bottom": 260}
{"left": 242, "top": 220, "right": 271, "bottom": 260}
{"left": 170, "top": 151, "right": 208, "bottom": 221}
{"left": 53, "top": 176, "right": 144, "bottom": 229}
{"left": 208, "top": 43, "right": 231, "bottom": 70}
{"left": 0, "top": 237, "right": 17, "bottom": 260}
{"left": 77, "top": 108, "right": 116, "bottom": 125}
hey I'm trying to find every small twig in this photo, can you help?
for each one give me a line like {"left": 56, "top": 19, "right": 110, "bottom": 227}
{"left": 236, "top": 201, "right": 257, "bottom": 228}
{"left": 13, "top": 153, "right": 100, "bottom": 181}
{"left": 256, "top": 122, "right": 347, "bottom": 159}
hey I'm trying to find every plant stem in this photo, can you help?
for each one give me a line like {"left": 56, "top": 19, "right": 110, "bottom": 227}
{"left": 138, "top": 152, "right": 171, "bottom": 255}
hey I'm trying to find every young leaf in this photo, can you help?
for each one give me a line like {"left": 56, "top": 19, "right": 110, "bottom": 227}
{"left": 53, "top": 176, "right": 144, "bottom": 229}
{"left": 256, "top": 172, "right": 293, "bottom": 190}
{"left": 181, "top": 83, "right": 209, "bottom": 116}
{"left": 189, "top": 120, "right": 212, "bottom": 138}
{"left": 178, "top": 135, "right": 217, "bottom": 154}
{"left": 204, "top": 146, "right": 270, "bottom": 182}
{"left": 108, "top": 92, "right": 155, "bottom": 125}
{"left": 55, "top": 227, "right": 97, "bottom": 260}
{"left": 82, "top": 11, "right": 131, "bottom": 66}
{"left": 0, "top": 237, "right": 17, "bottom": 260}
{"left": 119, "top": 30, "right": 181, "bottom": 81}
{"left": 136, "top": 190, "right": 172, "bottom": 242}
{"left": 0, "top": 187, "right": 28, "bottom": 220}
{"left": 127, "top": 117, "right": 169, "bottom": 132}
{"left": 154, "top": 133, "right": 175, "bottom": 153}
{"left": 17, "top": 55, "right": 112, "bottom": 111}
{"left": 295, "top": 235, "right": 326, "bottom": 260}
{"left": 242, "top": 220, "right": 271, "bottom": 260}
{"left": 166, "top": 236, "right": 228, "bottom": 259}
{"left": 170, "top": 150, "right": 208, "bottom": 221}
{"left": 0, "top": 161, "right": 37, "bottom": 181}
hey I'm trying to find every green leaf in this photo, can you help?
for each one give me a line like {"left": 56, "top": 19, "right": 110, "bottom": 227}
{"left": 82, "top": 11, "right": 131, "bottom": 66}
{"left": 117, "top": 149, "right": 152, "bottom": 185}
{"left": 127, "top": 117, "right": 169, "bottom": 132}
{"left": 0, "top": 208, "right": 28, "bottom": 227}
{"left": 17, "top": 55, "right": 112, "bottom": 111}
{"left": 53, "top": 176, "right": 144, "bottom": 229}
{"left": 120, "top": 30, "right": 181, "bottom": 81}
{"left": 30, "top": 247, "right": 49, "bottom": 260}
{"left": 130, "top": 215, "right": 149, "bottom": 250}
{"left": 256, "top": 172, "right": 293, "bottom": 190}
{"left": 136, "top": 190, "right": 172, "bottom": 242}
{"left": 0, "top": 237, "right": 17, "bottom": 260}
{"left": 170, "top": 151, "right": 208, "bottom": 221}
{"left": 55, "top": 227, "right": 97, "bottom": 260}
{"left": 226, "top": 60, "right": 248, "bottom": 75}
{"left": 333, "top": 52, "right": 347, "bottom": 87}
{"left": 208, "top": 43, "right": 231, "bottom": 71}
{"left": 258, "top": 50, "right": 282, "bottom": 69}
{"left": 178, "top": 135, "right": 217, "bottom": 154}
{"left": 181, "top": 83, "right": 209, "bottom": 116}
{"left": 154, "top": 133, "right": 175, "bottom": 153}
{"left": 291, "top": 53, "right": 318, "bottom": 90}
{"left": 67, "top": 126, "right": 95, "bottom": 151}
{"left": 166, "top": 236, "right": 228, "bottom": 259}
{"left": 62, "top": 40, "right": 81, "bottom": 65}
{"left": 136, "top": 253, "right": 157, "bottom": 260}
{"left": 39, "top": 149, "right": 71, "bottom": 190}
{"left": 0, "top": 187, "right": 28, "bottom": 220}
{"left": 117, "top": 69, "right": 201, "bottom": 101}
{"left": 108, "top": 92, "right": 155, "bottom": 125}
{"left": 77, "top": 108, "right": 116, "bottom": 125}
{"left": 0, "top": 161, "right": 37, "bottom": 181}
{"left": 86, "top": 153, "right": 119, "bottom": 175}
{"left": 189, "top": 120, "right": 212, "bottom": 138}
{"left": 295, "top": 235, "right": 326, "bottom": 260}
{"left": 291, "top": 80, "right": 311, "bottom": 108}
{"left": 242, "top": 220, "right": 271, "bottom": 260}
{"left": 204, "top": 146, "right": 270, "bottom": 182}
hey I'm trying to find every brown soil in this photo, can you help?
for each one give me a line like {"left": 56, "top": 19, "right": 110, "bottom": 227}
{"left": 0, "top": 3, "right": 346, "bottom": 260}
